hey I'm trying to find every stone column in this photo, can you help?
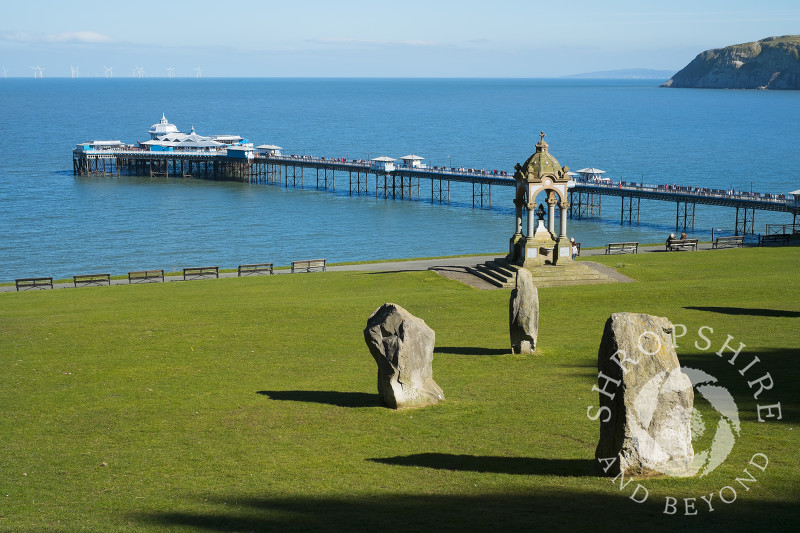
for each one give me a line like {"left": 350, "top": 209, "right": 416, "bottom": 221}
{"left": 514, "top": 198, "right": 523, "bottom": 235}
{"left": 527, "top": 202, "right": 535, "bottom": 237}
{"left": 547, "top": 195, "right": 557, "bottom": 235}
{"left": 559, "top": 200, "right": 569, "bottom": 238}
{"left": 509, "top": 197, "right": 526, "bottom": 263}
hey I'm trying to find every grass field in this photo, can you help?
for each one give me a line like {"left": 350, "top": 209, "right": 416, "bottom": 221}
{"left": 1, "top": 248, "right": 798, "bottom": 531}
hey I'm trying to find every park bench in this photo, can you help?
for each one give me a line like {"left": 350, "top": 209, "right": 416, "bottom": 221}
{"left": 238, "top": 263, "right": 274, "bottom": 276}
{"left": 183, "top": 266, "right": 219, "bottom": 280}
{"left": 291, "top": 258, "right": 327, "bottom": 273}
{"left": 605, "top": 242, "right": 638, "bottom": 254}
{"left": 128, "top": 269, "right": 165, "bottom": 283}
{"left": 15, "top": 277, "right": 53, "bottom": 291}
{"left": 712, "top": 235, "right": 744, "bottom": 249}
{"left": 667, "top": 238, "right": 698, "bottom": 251}
{"left": 759, "top": 233, "right": 790, "bottom": 247}
{"left": 73, "top": 273, "right": 111, "bottom": 287}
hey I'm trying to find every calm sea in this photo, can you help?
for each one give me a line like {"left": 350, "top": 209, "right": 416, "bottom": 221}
{"left": 0, "top": 78, "right": 798, "bottom": 282}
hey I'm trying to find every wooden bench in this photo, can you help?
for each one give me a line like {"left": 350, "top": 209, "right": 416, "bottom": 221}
{"left": 605, "top": 242, "right": 638, "bottom": 254}
{"left": 759, "top": 233, "right": 790, "bottom": 247}
{"left": 667, "top": 238, "right": 698, "bottom": 251}
{"left": 128, "top": 269, "right": 165, "bottom": 283}
{"left": 73, "top": 273, "right": 111, "bottom": 287}
{"left": 712, "top": 235, "right": 744, "bottom": 249}
{"left": 291, "top": 258, "right": 327, "bottom": 273}
{"left": 183, "top": 266, "right": 219, "bottom": 280}
{"left": 15, "top": 277, "right": 53, "bottom": 291}
{"left": 238, "top": 263, "right": 274, "bottom": 276}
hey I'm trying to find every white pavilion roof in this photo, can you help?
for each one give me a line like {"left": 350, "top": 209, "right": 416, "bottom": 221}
{"left": 399, "top": 154, "right": 425, "bottom": 160}
{"left": 371, "top": 156, "right": 397, "bottom": 162}
{"left": 256, "top": 144, "right": 283, "bottom": 150}
{"left": 576, "top": 167, "right": 606, "bottom": 174}
{"left": 149, "top": 113, "right": 179, "bottom": 136}
{"left": 147, "top": 126, "right": 223, "bottom": 148}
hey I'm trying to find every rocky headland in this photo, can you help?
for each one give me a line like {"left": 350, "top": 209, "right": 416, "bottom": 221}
{"left": 662, "top": 35, "right": 800, "bottom": 90}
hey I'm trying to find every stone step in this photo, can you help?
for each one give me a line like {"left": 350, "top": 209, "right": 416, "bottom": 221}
{"left": 486, "top": 260, "right": 520, "bottom": 277}
{"left": 474, "top": 263, "right": 512, "bottom": 283}
{"left": 468, "top": 257, "right": 618, "bottom": 289}
{"left": 466, "top": 266, "right": 514, "bottom": 288}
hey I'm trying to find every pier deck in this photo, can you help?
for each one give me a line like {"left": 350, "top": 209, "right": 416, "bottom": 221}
{"left": 73, "top": 148, "right": 800, "bottom": 235}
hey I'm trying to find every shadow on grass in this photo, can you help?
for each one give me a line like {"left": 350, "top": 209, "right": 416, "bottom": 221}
{"left": 364, "top": 269, "right": 425, "bottom": 274}
{"left": 434, "top": 346, "right": 508, "bottom": 356}
{"left": 133, "top": 491, "right": 800, "bottom": 532}
{"left": 368, "top": 453, "right": 598, "bottom": 477}
{"left": 683, "top": 306, "right": 800, "bottom": 318}
{"left": 257, "top": 390, "right": 380, "bottom": 408}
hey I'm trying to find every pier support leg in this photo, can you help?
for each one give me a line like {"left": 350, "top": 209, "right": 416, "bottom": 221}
{"left": 735, "top": 207, "right": 755, "bottom": 236}
{"left": 676, "top": 201, "right": 696, "bottom": 232}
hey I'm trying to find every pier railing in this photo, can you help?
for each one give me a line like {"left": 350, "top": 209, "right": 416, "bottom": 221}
{"left": 573, "top": 178, "right": 791, "bottom": 206}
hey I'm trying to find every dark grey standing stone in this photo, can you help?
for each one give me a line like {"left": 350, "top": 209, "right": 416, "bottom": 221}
{"left": 509, "top": 268, "right": 538, "bottom": 354}
{"left": 364, "top": 303, "right": 444, "bottom": 409}
{"left": 595, "top": 312, "right": 695, "bottom": 477}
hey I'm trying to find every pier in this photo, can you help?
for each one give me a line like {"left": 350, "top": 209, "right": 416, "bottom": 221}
{"left": 73, "top": 116, "right": 800, "bottom": 235}
{"left": 568, "top": 179, "right": 798, "bottom": 235}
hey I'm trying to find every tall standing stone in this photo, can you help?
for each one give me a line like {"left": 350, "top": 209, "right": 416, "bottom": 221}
{"left": 364, "top": 303, "right": 444, "bottom": 409}
{"left": 594, "top": 313, "right": 695, "bottom": 477}
{"left": 509, "top": 268, "right": 539, "bottom": 354}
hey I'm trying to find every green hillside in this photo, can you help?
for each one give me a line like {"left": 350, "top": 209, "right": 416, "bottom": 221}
{"left": 2, "top": 248, "right": 798, "bottom": 531}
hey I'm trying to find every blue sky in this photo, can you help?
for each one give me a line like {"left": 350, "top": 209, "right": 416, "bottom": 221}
{"left": 1, "top": 0, "right": 799, "bottom": 77}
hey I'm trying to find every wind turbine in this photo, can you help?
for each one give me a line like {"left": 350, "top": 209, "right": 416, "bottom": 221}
{"left": 166, "top": 66, "right": 175, "bottom": 78}
{"left": 30, "top": 66, "right": 43, "bottom": 78}
{"left": 135, "top": 66, "right": 144, "bottom": 78}
{"left": 104, "top": 66, "right": 113, "bottom": 78}
{"left": 2, "top": 66, "right": 7, "bottom": 79}
{"left": 193, "top": 66, "right": 202, "bottom": 78}
{"left": 70, "top": 65, "right": 79, "bottom": 78}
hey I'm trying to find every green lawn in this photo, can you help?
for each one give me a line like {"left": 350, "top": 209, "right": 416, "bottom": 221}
{"left": 1, "top": 248, "right": 798, "bottom": 531}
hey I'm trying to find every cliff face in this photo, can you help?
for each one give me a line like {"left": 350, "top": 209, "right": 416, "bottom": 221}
{"left": 662, "top": 36, "right": 800, "bottom": 90}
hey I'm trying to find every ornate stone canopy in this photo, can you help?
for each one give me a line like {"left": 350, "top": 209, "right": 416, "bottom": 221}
{"left": 516, "top": 132, "right": 570, "bottom": 185}
{"left": 508, "top": 132, "right": 572, "bottom": 266}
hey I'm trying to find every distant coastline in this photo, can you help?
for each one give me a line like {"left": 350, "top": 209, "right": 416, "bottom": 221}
{"left": 562, "top": 68, "right": 675, "bottom": 80}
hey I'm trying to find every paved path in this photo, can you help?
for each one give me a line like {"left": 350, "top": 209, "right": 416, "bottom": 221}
{"left": 1, "top": 242, "right": 751, "bottom": 293}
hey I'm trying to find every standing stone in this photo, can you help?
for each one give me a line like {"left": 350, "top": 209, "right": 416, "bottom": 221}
{"left": 509, "top": 268, "right": 539, "bottom": 354}
{"left": 595, "top": 313, "right": 694, "bottom": 477}
{"left": 364, "top": 303, "right": 444, "bottom": 409}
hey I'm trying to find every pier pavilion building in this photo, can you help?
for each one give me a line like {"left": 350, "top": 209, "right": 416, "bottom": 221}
{"left": 143, "top": 114, "right": 251, "bottom": 152}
